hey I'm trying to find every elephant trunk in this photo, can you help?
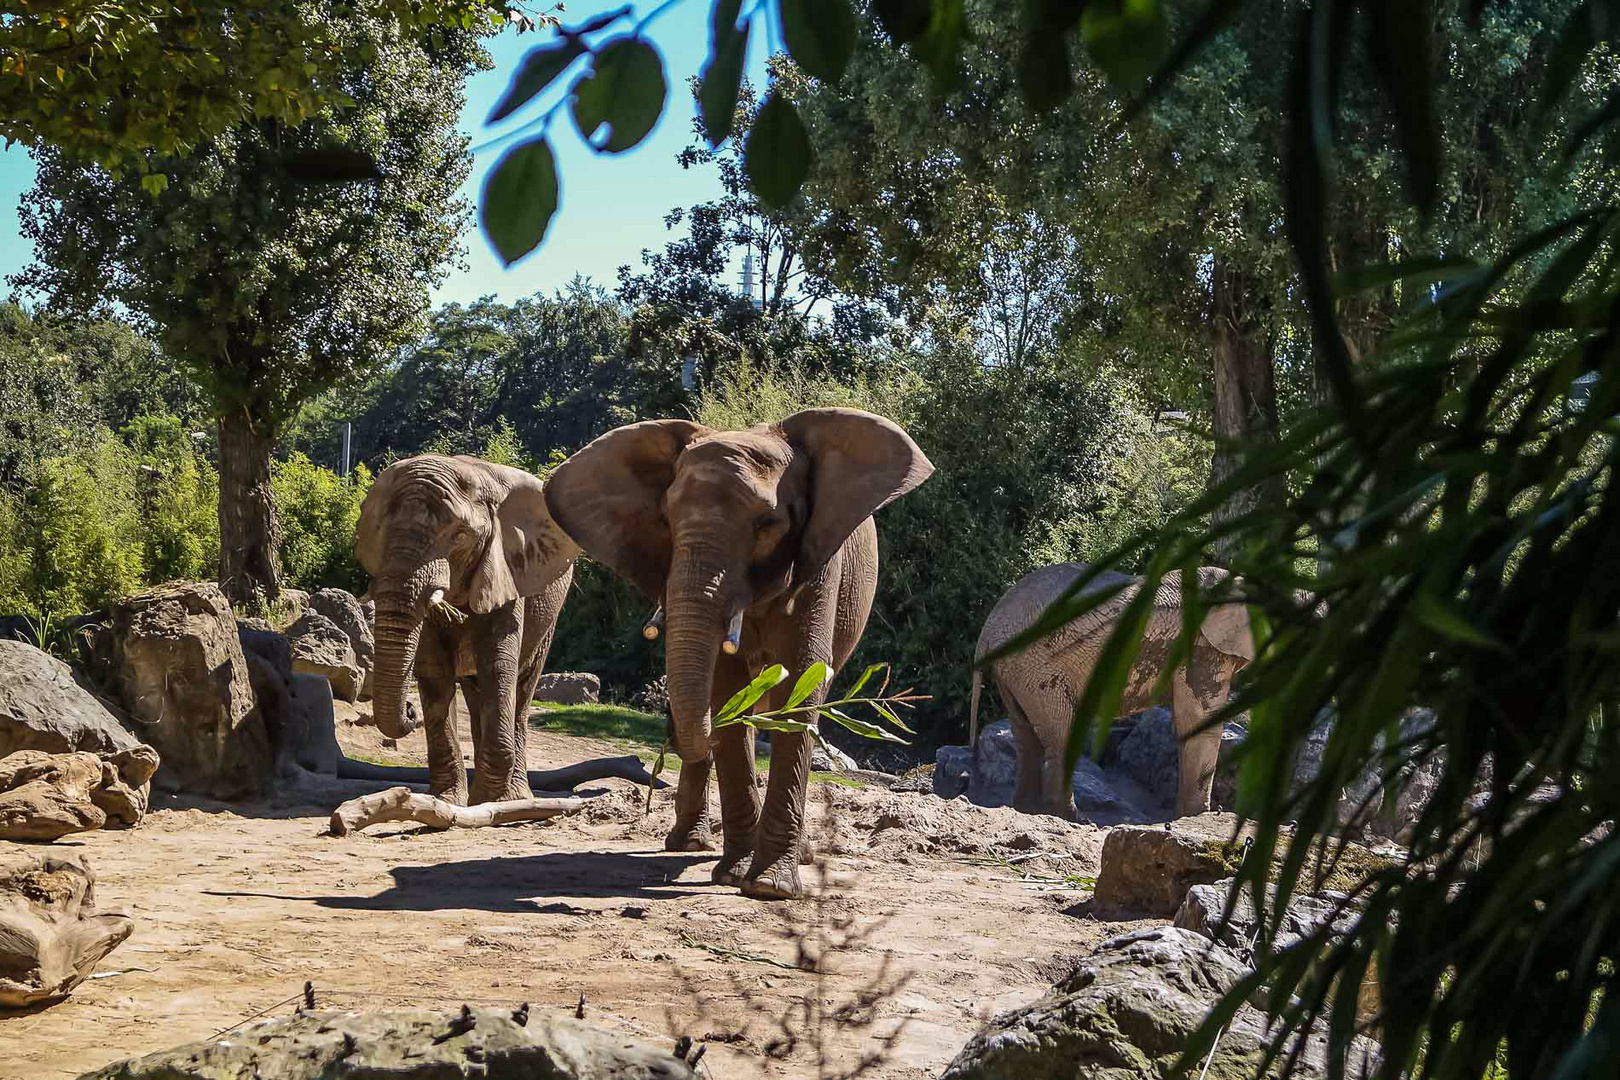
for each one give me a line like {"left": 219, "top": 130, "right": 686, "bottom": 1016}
{"left": 662, "top": 547, "right": 732, "bottom": 765}
{"left": 369, "top": 546, "right": 449, "bottom": 741}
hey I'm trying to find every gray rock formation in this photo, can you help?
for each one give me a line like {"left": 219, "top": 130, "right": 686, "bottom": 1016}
{"left": 811, "top": 740, "right": 859, "bottom": 772}
{"left": 939, "top": 927, "right": 1379, "bottom": 1080}
{"left": 76, "top": 1005, "right": 699, "bottom": 1079}
{"left": 309, "top": 588, "right": 374, "bottom": 700}
{"left": 536, "top": 671, "right": 601, "bottom": 706}
{"left": 285, "top": 610, "right": 364, "bottom": 704}
{"left": 102, "top": 581, "right": 273, "bottom": 799}
{"left": 0, "top": 639, "right": 142, "bottom": 758}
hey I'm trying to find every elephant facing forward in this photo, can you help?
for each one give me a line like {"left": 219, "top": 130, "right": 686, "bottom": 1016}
{"left": 545, "top": 408, "right": 933, "bottom": 900}
{"left": 970, "top": 563, "right": 1256, "bottom": 819}
{"left": 356, "top": 454, "right": 578, "bottom": 805}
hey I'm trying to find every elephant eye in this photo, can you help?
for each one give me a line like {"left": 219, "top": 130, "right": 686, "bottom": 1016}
{"left": 754, "top": 514, "right": 777, "bottom": 534}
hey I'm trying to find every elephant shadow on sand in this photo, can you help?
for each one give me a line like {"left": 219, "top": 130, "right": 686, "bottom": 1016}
{"left": 207, "top": 851, "right": 713, "bottom": 914}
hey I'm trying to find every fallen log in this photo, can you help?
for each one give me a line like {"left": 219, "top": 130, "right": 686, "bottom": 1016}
{"left": 0, "top": 852, "right": 132, "bottom": 1008}
{"left": 330, "top": 786, "right": 593, "bottom": 836}
{"left": 335, "top": 753, "right": 667, "bottom": 791}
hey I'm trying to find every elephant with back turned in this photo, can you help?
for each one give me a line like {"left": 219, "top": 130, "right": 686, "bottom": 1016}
{"left": 544, "top": 408, "right": 933, "bottom": 900}
{"left": 971, "top": 563, "right": 1256, "bottom": 820}
{"left": 356, "top": 454, "right": 579, "bottom": 806}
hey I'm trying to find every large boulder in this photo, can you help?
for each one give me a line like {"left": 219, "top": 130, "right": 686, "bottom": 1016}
{"left": 309, "top": 588, "right": 374, "bottom": 700}
{"left": 1071, "top": 755, "right": 1152, "bottom": 823}
{"left": 940, "top": 927, "right": 1378, "bottom": 1080}
{"left": 283, "top": 673, "right": 340, "bottom": 776}
{"left": 934, "top": 744, "right": 971, "bottom": 799}
{"left": 959, "top": 720, "right": 1153, "bottom": 822}
{"left": 0, "top": 852, "right": 133, "bottom": 1009}
{"left": 77, "top": 1005, "right": 699, "bottom": 1079}
{"left": 1094, "top": 813, "right": 1395, "bottom": 918}
{"left": 0, "top": 639, "right": 142, "bottom": 758}
{"left": 284, "top": 610, "right": 364, "bottom": 704}
{"left": 967, "top": 719, "right": 1020, "bottom": 805}
{"left": 0, "top": 746, "right": 159, "bottom": 840}
{"left": 536, "top": 671, "right": 601, "bottom": 706}
{"left": 811, "top": 740, "right": 859, "bottom": 772}
{"left": 102, "top": 582, "right": 273, "bottom": 799}
{"left": 1109, "top": 706, "right": 1178, "bottom": 797}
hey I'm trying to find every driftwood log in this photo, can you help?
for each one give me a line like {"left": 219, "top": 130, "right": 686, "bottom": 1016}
{"left": 336, "top": 753, "right": 665, "bottom": 791}
{"left": 0, "top": 852, "right": 132, "bottom": 1008}
{"left": 330, "top": 786, "right": 593, "bottom": 835}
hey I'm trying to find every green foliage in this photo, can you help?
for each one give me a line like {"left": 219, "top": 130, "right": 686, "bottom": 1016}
{"left": 124, "top": 414, "right": 220, "bottom": 585}
{"left": 272, "top": 455, "right": 372, "bottom": 594}
{"left": 0, "top": 0, "right": 517, "bottom": 176}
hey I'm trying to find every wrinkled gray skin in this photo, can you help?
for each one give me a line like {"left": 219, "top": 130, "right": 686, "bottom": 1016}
{"left": 971, "top": 564, "right": 1256, "bottom": 819}
{"left": 356, "top": 455, "right": 578, "bottom": 805}
{"left": 545, "top": 409, "right": 933, "bottom": 900}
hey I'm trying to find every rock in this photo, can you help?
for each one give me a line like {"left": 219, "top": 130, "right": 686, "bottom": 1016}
{"left": 309, "top": 588, "right": 374, "bottom": 700}
{"left": 1094, "top": 813, "right": 1396, "bottom": 918}
{"left": 968, "top": 719, "right": 1019, "bottom": 806}
{"left": 536, "top": 671, "right": 601, "bottom": 705}
{"left": 940, "top": 927, "right": 1379, "bottom": 1080}
{"left": 1070, "top": 755, "right": 1151, "bottom": 823}
{"left": 812, "top": 741, "right": 859, "bottom": 771}
{"left": 277, "top": 587, "right": 311, "bottom": 619}
{"left": 1210, "top": 722, "right": 1248, "bottom": 812}
{"left": 284, "top": 610, "right": 364, "bottom": 703}
{"left": 284, "top": 673, "right": 340, "bottom": 776}
{"left": 934, "top": 745, "right": 971, "bottom": 798}
{"left": 0, "top": 852, "right": 133, "bottom": 1008}
{"left": 77, "top": 1005, "right": 698, "bottom": 1079}
{"left": 1110, "top": 706, "right": 1177, "bottom": 795}
{"left": 1291, "top": 707, "right": 1442, "bottom": 844}
{"left": 102, "top": 582, "right": 273, "bottom": 800}
{"left": 0, "top": 747, "right": 159, "bottom": 840}
{"left": 890, "top": 764, "right": 934, "bottom": 794}
{"left": 0, "top": 640, "right": 143, "bottom": 758}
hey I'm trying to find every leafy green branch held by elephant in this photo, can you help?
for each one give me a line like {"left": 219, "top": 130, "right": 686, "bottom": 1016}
{"left": 971, "top": 564, "right": 1257, "bottom": 820}
{"left": 544, "top": 408, "right": 933, "bottom": 900}
{"left": 356, "top": 454, "right": 579, "bottom": 806}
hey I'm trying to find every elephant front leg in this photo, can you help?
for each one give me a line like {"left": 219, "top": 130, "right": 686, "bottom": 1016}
{"left": 709, "top": 649, "right": 762, "bottom": 883}
{"left": 1171, "top": 666, "right": 1225, "bottom": 817}
{"left": 470, "top": 602, "right": 530, "bottom": 805}
{"left": 666, "top": 745, "right": 715, "bottom": 852}
{"left": 740, "top": 724, "right": 812, "bottom": 900}
{"left": 419, "top": 675, "right": 466, "bottom": 806}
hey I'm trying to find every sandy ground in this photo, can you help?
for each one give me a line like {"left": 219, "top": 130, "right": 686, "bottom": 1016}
{"left": 0, "top": 696, "right": 1159, "bottom": 1079}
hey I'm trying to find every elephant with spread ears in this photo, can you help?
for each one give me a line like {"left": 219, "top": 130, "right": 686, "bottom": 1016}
{"left": 544, "top": 408, "right": 934, "bottom": 900}
{"left": 971, "top": 563, "right": 1257, "bottom": 820}
{"left": 356, "top": 454, "right": 579, "bottom": 806}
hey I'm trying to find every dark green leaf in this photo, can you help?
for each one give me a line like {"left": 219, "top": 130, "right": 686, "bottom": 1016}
{"left": 1334, "top": 256, "right": 1483, "bottom": 295}
{"left": 1364, "top": 0, "right": 1439, "bottom": 214}
{"left": 1080, "top": 0, "right": 1168, "bottom": 94}
{"left": 488, "top": 39, "right": 586, "bottom": 124}
{"left": 873, "top": 0, "right": 932, "bottom": 43}
{"left": 1018, "top": 33, "right": 1071, "bottom": 112}
{"left": 826, "top": 707, "right": 910, "bottom": 744}
{"left": 780, "top": 0, "right": 856, "bottom": 82}
{"left": 700, "top": 17, "right": 749, "bottom": 145}
{"left": 744, "top": 92, "right": 813, "bottom": 208}
{"left": 279, "top": 146, "right": 383, "bottom": 182}
{"left": 784, "top": 662, "right": 832, "bottom": 710}
{"left": 571, "top": 38, "right": 667, "bottom": 154}
{"left": 716, "top": 712, "right": 817, "bottom": 734}
{"left": 1121, "top": 0, "right": 1243, "bottom": 122}
{"left": 479, "top": 137, "right": 559, "bottom": 266}
{"left": 870, "top": 701, "right": 915, "bottom": 735}
{"left": 913, "top": 0, "right": 969, "bottom": 86}
{"left": 1411, "top": 592, "right": 1503, "bottom": 650}
{"left": 716, "top": 663, "right": 788, "bottom": 723}
{"left": 1062, "top": 559, "right": 1165, "bottom": 778}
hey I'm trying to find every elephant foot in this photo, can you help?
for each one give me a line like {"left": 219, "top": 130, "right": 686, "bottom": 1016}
{"left": 471, "top": 779, "right": 534, "bottom": 805}
{"left": 739, "top": 849, "right": 804, "bottom": 901}
{"left": 665, "top": 813, "right": 715, "bottom": 852}
{"left": 429, "top": 779, "right": 468, "bottom": 807}
{"left": 712, "top": 849, "right": 751, "bottom": 886}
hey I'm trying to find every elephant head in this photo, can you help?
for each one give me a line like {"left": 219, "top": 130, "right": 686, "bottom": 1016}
{"left": 355, "top": 454, "right": 578, "bottom": 739}
{"left": 544, "top": 409, "right": 933, "bottom": 769}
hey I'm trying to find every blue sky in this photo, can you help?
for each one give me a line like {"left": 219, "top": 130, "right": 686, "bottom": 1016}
{"left": 0, "top": 3, "right": 766, "bottom": 307}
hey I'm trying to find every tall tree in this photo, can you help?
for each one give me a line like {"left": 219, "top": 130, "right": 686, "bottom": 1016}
{"left": 14, "top": 11, "right": 483, "bottom": 607}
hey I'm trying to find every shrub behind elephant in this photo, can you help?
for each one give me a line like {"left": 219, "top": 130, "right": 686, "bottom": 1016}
{"left": 545, "top": 408, "right": 933, "bottom": 900}
{"left": 356, "top": 454, "right": 578, "bottom": 806}
{"left": 971, "top": 563, "right": 1256, "bottom": 819}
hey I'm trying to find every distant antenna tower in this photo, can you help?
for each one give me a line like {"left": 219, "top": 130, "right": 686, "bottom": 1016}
{"left": 739, "top": 250, "right": 761, "bottom": 309}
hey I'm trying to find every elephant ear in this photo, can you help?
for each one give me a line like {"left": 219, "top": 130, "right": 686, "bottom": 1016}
{"left": 778, "top": 408, "right": 935, "bottom": 590}
{"left": 354, "top": 464, "right": 401, "bottom": 577}
{"left": 461, "top": 461, "right": 582, "bottom": 614}
{"left": 1200, "top": 603, "right": 1257, "bottom": 662}
{"left": 544, "top": 420, "right": 708, "bottom": 600}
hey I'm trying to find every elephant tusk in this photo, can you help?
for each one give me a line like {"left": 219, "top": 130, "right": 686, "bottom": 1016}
{"left": 721, "top": 609, "right": 743, "bottom": 655}
{"left": 642, "top": 605, "right": 664, "bottom": 641}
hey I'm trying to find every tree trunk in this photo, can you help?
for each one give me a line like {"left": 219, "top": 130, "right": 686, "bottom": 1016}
{"left": 1208, "top": 256, "right": 1283, "bottom": 567}
{"left": 217, "top": 405, "right": 282, "bottom": 611}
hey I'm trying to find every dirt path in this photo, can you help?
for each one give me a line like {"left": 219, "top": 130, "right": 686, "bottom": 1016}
{"left": 0, "top": 702, "right": 1156, "bottom": 1079}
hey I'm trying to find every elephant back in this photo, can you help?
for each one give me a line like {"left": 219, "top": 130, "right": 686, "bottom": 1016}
{"left": 979, "top": 563, "right": 1217, "bottom": 661}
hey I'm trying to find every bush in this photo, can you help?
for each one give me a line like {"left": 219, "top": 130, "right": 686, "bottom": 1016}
{"left": 273, "top": 452, "right": 372, "bottom": 595}
{"left": 124, "top": 413, "right": 219, "bottom": 584}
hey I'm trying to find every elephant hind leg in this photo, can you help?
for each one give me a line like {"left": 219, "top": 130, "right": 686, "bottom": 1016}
{"left": 1171, "top": 665, "right": 1225, "bottom": 817}
{"left": 420, "top": 674, "right": 466, "bottom": 806}
{"left": 999, "top": 675, "right": 1046, "bottom": 815}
